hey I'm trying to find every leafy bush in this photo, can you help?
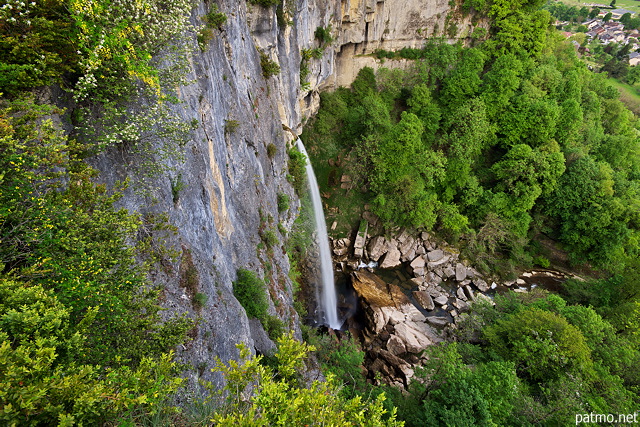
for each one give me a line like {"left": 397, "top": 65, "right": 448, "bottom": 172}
{"left": 264, "top": 315, "right": 285, "bottom": 340}
{"left": 200, "top": 334, "right": 402, "bottom": 426}
{"left": 197, "top": 27, "right": 215, "bottom": 50}
{"left": 287, "top": 147, "right": 308, "bottom": 197}
{"left": 225, "top": 119, "right": 240, "bottom": 134}
{"left": 233, "top": 269, "right": 269, "bottom": 324}
{"left": 261, "top": 228, "right": 279, "bottom": 248}
{"left": 250, "top": 0, "right": 282, "bottom": 6}
{"left": 259, "top": 50, "right": 281, "bottom": 78}
{"left": 277, "top": 193, "right": 290, "bottom": 213}
{"left": 314, "top": 25, "right": 334, "bottom": 46}
{"left": 267, "top": 142, "right": 277, "bottom": 158}
{"left": 193, "top": 292, "right": 208, "bottom": 309}
{"left": 0, "top": 98, "right": 189, "bottom": 424}
{"left": 204, "top": 6, "right": 227, "bottom": 29}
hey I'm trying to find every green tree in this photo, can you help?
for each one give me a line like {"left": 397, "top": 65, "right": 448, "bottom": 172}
{"left": 205, "top": 334, "right": 403, "bottom": 426}
{"left": 484, "top": 307, "right": 593, "bottom": 383}
{"left": 0, "top": 277, "right": 184, "bottom": 425}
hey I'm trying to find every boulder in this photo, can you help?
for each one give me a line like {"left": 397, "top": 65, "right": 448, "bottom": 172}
{"left": 434, "top": 295, "right": 449, "bottom": 306}
{"left": 456, "top": 287, "right": 467, "bottom": 301}
{"left": 443, "top": 266, "right": 456, "bottom": 279}
{"left": 426, "top": 317, "right": 450, "bottom": 328}
{"left": 402, "top": 304, "right": 427, "bottom": 323}
{"left": 353, "top": 222, "right": 368, "bottom": 259}
{"left": 405, "top": 320, "right": 441, "bottom": 342}
{"left": 427, "top": 255, "right": 450, "bottom": 269}
{"left": 385, "top": 308, "right": 406, "bottom": 325}
{"left": 413, "top": 290, "right": 435, "bottom": 311}
{"left": 410, "top": 255, "right": 426, "bottom": 270}
{"left": 455, "top": 263, "right": 467, "bottom": 282}
{"left": 379, "top": 246, "right": 402, "bottom": 268}
{"left": 399, "top": 236, "right": 417, "bottom": 261}
{"left": 394, "top": 322, "right": 433, "bottom": 353}
{"left": 474, "top": 278, "right": 489, "bottom": 292}
{"left": 389, "top": 283, "right": 412, "bottom": 306}
{"left": 367, "top": 236, "right": 388, "bottom": 262}
{"left": 426, "top": 249, "right": 444, "bottom": 262}
{"left": 387, "top": 334, "right": 407, "bottom": 356}
{"left": 351, "top": 270, "right": 396, "bottom": 308}
{"left": 410, "top": 277, "right": 425, "bottom": 287}
{"left": 463, "top": 285, "right": 475, "bottom": 301}
{"left": 453, "top": 298, "right": 469, "bottom": 312}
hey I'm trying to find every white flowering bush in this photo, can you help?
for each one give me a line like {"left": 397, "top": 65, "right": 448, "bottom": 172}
{"left": 68, "top": 0, "right": 193, "bottom": 102}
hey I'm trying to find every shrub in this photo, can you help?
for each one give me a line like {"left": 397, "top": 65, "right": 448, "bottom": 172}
{"left": 259, "top": 50, "right": 281, "bottom": 78}
{"left": 287, "top": 147, "right": 308, "bottom": 197}
{"left": 314, "top": 25, "right": 334, "bottom": 46}
{"left": 193, "top": 292, "right": 208, "bottom": 309}
{"left": 277, "top": 193, "right": 290, "bottom": 213}
{"left": 225, "top": 119, "right": 240, "bottom": 134}
{"left": 201, "top": 335, "right": 402, "bottom": 426}
{"left": 265, "top": 315, "right": 285, "bottom": 340}
{"left": 171, "top": 173, "right": 185, "bottom": 204}
{"left": 204, "top": 6, "right": 227, "bottom": 29}
{"left": 267, "top": 142, "right": 277, "bottom": 158}
{"left": 261, "top": 228, "right": 279, "bottom": 248}
{"left": 250, "top": 0, "right": 281, "bottom": 6}
{"left": 233, "top": 269, "right": 269, "bottom": 323}
{"left": 197, "top": 27, "right": 215, "bottom": 50}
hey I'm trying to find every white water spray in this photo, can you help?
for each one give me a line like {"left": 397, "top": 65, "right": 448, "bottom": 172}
{"left": 296, "top": 139, "right": 341, "bottom": 329}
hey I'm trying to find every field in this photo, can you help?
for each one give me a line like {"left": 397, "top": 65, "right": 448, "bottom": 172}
{"left": 557, "top": 0, "right": 640, "bottom": 15}
{"left": 608, "top": 77, "right": 640, "bottom": 114}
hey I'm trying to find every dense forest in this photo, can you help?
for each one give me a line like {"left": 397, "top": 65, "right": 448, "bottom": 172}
{"left": 301, "top": 0, "right": 640, "bottom": 424}
{"left": 1, "top": 0, "right": 640, "bottom": 423}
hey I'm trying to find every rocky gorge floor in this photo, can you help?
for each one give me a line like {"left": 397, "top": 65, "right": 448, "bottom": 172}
{"left": 329, "top": 222, "right": 574, "bottom": 387}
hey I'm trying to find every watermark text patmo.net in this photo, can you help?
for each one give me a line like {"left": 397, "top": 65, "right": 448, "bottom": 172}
{"left": 576, "top": 412, "right": 638, "bottom": 425}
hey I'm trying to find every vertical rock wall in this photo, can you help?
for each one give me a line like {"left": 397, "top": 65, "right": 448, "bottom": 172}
{"left": 91, "top": 0, "right": 476, "bottom": 390}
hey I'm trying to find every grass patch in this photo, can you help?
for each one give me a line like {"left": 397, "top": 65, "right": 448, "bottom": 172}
{"left": 233, "top": 269, "right": 269, "bottom": 323}
{"left": 608, "top": 77, "right": 640, "bottom": 115}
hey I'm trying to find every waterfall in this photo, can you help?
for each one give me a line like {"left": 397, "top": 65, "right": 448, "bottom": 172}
{"left": 296, "top": 139, "right": 341, "bottom": 329}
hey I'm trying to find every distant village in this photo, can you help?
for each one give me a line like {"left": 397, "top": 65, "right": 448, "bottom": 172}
{"left": 555, "top": 7, "right": 640, "bottom": 65}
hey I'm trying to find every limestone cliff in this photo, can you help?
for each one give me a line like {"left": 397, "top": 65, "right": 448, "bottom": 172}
{"left": 89, "top": 0, "right": 475, "bottom": 389}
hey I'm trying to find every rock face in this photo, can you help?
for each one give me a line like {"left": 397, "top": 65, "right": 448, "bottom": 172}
{"left": 351, "top": 270, "right": 442, "bottom": 386}
{"left": 84, "top": 0, "right": 480, "bottom": 393}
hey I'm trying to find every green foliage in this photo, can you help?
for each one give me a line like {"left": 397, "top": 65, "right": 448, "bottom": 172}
{"left": 304, "top": 33, "right": 640, "bottom": 274}
{"left": 225, "top": 119, "right": 240, "bottom": 134}
{"left": 193, "top": 292, "right": 208, "bottom": 309}
{"left": 287, "top": 146, "right": 308, "bottom": 197}
{"left": 264, "top": 315, "right": 285, "bottom": 340}
{"left": 260, "top": 228, "right": 279, "bottom": 248}
{"left": 204, "top": 5, "right": 227, "bottom": 29}
{"left": 202, "top": 334, "right": 403, "bottom": 426}
{"left": 267, "top": 142, "right": 277, "bottom": 158}
{"left": 277, "top": 192, "right": 290, "bottom": 213}
{"left": 198, "top": 6, "right": 226, "bottom": 50}
{"left": 259, "top": 50, "right": 281, "bottom": 78}
{"left": 233, "top": 269, "right": 269, "bottom": 324}
{"left": 306, "top": 330, "right": 368, "bottom": 399}
{"left": 197, "top": 27, "right": 215, "bottom": 50}
{"left": 0, "top": 98, "right": 189, "bottom": 424}
{"left": 314, "top": 25, "right": 334, "bottom": 46}
{"left": 171, "top": 173, "right": 186, "bottom": 204}
{"left": 250, "top": 0, "right": 282, "bottom": 6}
{"left": 485, "top": 307, "right": 594, "bottom": 383}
